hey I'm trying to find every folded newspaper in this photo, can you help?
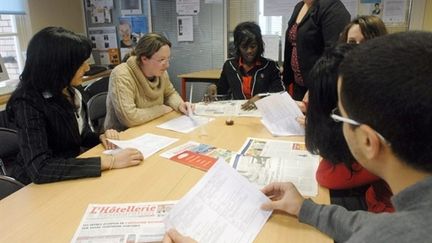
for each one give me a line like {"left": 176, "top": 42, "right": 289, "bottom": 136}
{"left": 71, "top": 201, "right": 177, "bottom": 243}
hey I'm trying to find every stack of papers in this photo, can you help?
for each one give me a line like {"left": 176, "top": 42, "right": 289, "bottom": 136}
{"left": 255, "top": 92, "right": 304, "bottom": 136}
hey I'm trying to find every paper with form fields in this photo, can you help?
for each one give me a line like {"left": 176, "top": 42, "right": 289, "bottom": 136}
{"left": 156, "top": 115, "right": 213, "bottom": 133}
{"left": 237, "top": 138, "right": 319, "bottom": 196}
{"left": 164, "top": 159, "right": 272, "bottom": 243}
{"left": 255, "top": 92, "right": 304, "bottom": 136}
{"left": 107, "top": 133, "right": 178, "bottom": 158}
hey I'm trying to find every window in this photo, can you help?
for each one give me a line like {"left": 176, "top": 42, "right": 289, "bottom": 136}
{"left": 0, "top": 14, "right": 26, "bottom": 80}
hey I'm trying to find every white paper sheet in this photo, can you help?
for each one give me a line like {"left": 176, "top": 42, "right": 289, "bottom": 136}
{"left": 176, "top": 0, "right": 200, "bottom": 15}
{"left": 177, "top": 16, "right": 194, "bottom": 42}
{"left": 156, "top": 115, "right": 213, "bottom": 134}
{"left": 382, "top": 0, "right": 406, "bottom": 23}
{"left": 107, "top": 133, "right": 178, "bottom": 159}
{"left": 164, "top": 159, "right": 272, "bottom": 243}
{"left": 255, "top": 92, "right": 304, "bottom": 136}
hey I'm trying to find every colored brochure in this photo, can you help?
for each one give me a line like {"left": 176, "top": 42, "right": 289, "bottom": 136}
{"left": 170, "top": 150, "right": 217, "bottom": 171}
{"left": 156, "top": 115, "right": 213, "bottom": 133}
{"left": 194, "top": 100, "right": 262, "bottom": 117}
{"left": 164, "top": 159, "right": 272, "bottom": 243}
{"left": 160, "top": 141, "right": 234, "bottom": 163}
{"left": 255, "top": 92, "right": 304, "bottom": 136}
{"left": 107, "top": 133, "right": 178, "bottom": 158}
{"left": 237, "top": 138, "right": 319, "bottom": 196}
{"left": 71, "top": 201, "right": 177, "bottom": 243}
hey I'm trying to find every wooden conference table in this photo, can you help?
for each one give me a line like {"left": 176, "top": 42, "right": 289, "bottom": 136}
{"left": 0, "top": 112, "right": 331, "bottom": 243}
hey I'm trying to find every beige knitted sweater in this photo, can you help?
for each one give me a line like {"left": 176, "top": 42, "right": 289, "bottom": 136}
{"left": 104, "top": 56, "right": 183, "bottom": 131}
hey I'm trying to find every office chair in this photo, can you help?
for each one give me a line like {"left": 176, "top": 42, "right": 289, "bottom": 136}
{"left": 83, "top": 76, "right": 109, "bottom": 98}
{"left": 87, "top": 92, "right": 108, "bottom": 133}
{"left": 0, "top": 127, "right": 19, "bottom": 176}
{"left": 0, "top": 175, "right": 24, "bottom": 200}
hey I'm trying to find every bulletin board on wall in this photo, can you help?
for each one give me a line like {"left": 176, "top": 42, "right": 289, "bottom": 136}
{"left": 82, "top": 0, "right": 151, "bottom": 66}
{"left": 342, "top": 0, "right": 413, "bottom": 33}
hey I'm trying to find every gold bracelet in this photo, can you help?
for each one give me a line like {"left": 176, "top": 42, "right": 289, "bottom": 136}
{"left": 109, "top": 154, "right": 115, "bottom": 170}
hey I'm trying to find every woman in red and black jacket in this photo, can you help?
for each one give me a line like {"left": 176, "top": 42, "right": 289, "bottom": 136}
{"left": 212, "top": 22, "right": 285, "bottom": 110}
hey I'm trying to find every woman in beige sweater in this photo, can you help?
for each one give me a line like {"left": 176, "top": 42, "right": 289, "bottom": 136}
{"left": 104, "top": 33, "right": 190, "bottom": 131}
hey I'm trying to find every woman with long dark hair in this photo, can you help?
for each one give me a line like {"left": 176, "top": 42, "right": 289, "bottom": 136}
{"left": 7, "top": 27, "right": 143, "bottom": 184}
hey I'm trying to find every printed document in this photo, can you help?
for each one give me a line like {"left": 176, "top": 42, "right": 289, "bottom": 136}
{"left": 156, "top": 115, "right": 213, "bottom": 133}
{"left": 255, "top": 92, "right": 304, "bottom": 136}
{"left": 71, "top": 201, "right": 176, "bottom": 243}
{"left": 108, "top": 133, "right": 178, "bottom": 158}
{"left": 164, "top": 159, "right": 272, "bottom": 243}
{"left": 237, "top": 138, "right": 319, "bottom": 196}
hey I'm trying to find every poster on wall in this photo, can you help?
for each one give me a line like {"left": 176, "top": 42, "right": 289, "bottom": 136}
{"left": 88, "top": 26, "right": 118, "bottom": 50}
{"left": 85, "top": 0, "right": 114, "bottom": 24}
{"left": 382, "top": 0, "right": 406, "bottom": 23}
{"left": 177, "top": 16, "right": 194, "bottom": 42}
{"left": 120, "top": 0, "right": 142, "bottom": 15}
{"left": 176, "top": 0, "right": 200, "bottom": 15}
{"left": 118, "top": 16, "right": 148, "bottom": 48}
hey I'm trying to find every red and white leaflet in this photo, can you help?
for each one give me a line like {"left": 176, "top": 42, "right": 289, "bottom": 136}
{"left": 71, "top": 201, "right": 177, "bottom": 243}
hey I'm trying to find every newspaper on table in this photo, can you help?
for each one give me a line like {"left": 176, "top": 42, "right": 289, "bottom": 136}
{"left": 194, "top": 100, "right": 261, "bottom": 117}
{"left": 255, "top": 92, "right": 304, "bottom": 136}
{"left": 164, "top": 159, "right": 272, "bottom": 243}
{"left": 236, "top": 137, "right": 319, "bottom": 196}
{"left": 71, "top": 201, "right": 177, "bottom": 243}
{"left": 107, "top": 133, "right": 178, "bottom": 158}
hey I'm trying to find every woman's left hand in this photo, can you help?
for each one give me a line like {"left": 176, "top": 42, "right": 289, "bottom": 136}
{"left": 100, "top": 129, "right": 120, "bottom": 150}
{"left": 241, "top": 95, "right": 261, "bottom": 110}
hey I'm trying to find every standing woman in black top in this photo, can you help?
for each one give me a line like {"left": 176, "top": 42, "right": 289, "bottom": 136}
{"left": 6, "top": 27, "right": 143, "bottom": 184}
{"left": 283, "top": 0, "right": 350, "bottom": 100}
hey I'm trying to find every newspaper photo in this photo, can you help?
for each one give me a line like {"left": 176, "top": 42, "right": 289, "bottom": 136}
{"left": 194, "top": 100, "right": 261, "bottom": 117}
{"left": 71, "top": 201, "right": 177, "bottom": 243}
{"left": 236, "top": 138, "right": 319, "bottom": 196}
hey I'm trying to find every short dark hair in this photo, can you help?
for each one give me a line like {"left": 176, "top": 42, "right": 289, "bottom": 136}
{"left": 233, "top": 21, "right": 264, "bottom": 59}
{"left": 339, "top": 15, "right": 388, "bottom": 43}
{"left": 339, "top": 31, "right": 432, "bottom": 172}
{"left": 19, "top": 26, "right": 92, "bottom": 95}
{"left": 305, "top": 43, "right": 357, "bottom": 169}
{"left": 133, "top": 33, "right": 171, "bottom": 64}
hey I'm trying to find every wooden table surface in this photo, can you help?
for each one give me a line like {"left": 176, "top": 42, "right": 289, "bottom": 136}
{"left": 0, "top": 112, "right": 331, "bottom": 243}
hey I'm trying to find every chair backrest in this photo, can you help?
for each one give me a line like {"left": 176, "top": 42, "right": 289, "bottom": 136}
{"left": 87, "top": 92, "right": 108, "bottom": 133}
{"left": 0, "top": 175, "right": 24, "bottom": 200}
{"left": 0, "top": 127, "right": 19, "bottom": 175}
{"left": 83, "top": 76, "right": 109, "bottom": 98}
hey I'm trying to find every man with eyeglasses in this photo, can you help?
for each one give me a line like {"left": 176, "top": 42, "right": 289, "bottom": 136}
{"left": 258, "top": 31, "right": 432, "bottom": 242}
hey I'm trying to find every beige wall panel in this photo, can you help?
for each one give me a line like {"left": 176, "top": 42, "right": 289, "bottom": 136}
{"left": 27, "top": 0, "right": 85, "bottom": 34}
